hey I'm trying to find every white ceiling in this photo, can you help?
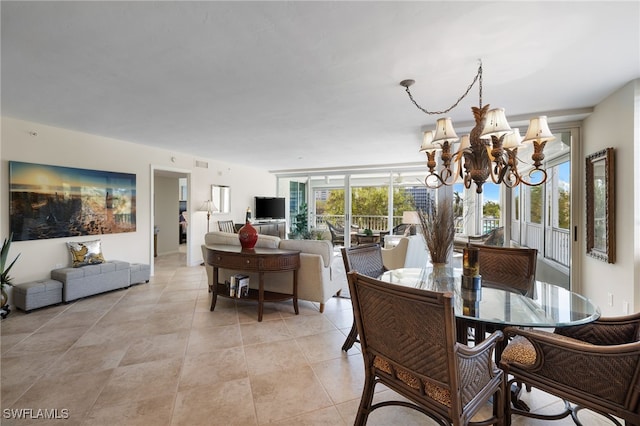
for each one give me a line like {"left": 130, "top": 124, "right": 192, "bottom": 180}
{"left": 2, "top": 1, "right": 639, "bottom": 173}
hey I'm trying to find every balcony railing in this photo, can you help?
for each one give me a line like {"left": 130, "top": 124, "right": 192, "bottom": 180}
{"left": 314, "top": 214, "right": 501, "bottom": 235}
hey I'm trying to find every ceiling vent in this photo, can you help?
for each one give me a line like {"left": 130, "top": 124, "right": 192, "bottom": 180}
{"left": 195, "top": 160, "right": 209, "bottom": 169}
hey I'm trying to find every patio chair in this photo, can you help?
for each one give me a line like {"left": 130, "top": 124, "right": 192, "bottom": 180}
{"left": 217, "top": 220, "right": 236, "bottom": 233}
{"left": 348, "top": 271, "right": 505, "bottom": 425}
{"left": 326, "top": 221, "right": 345, "bottom": 246}
{"left": 341, "top": 244, "right": 387, "bottom": 351}
{"left": 500, "top": 312, "right": 640, "bottom": 425}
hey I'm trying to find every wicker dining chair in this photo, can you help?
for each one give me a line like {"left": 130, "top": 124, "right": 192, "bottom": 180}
{"left": 217, "top": 220, "right": 236, "bottom": 233}
{"left": 340, "top": 244, "right": 387, "bottom": 352}
{"left": 347, "top": 271, "right": 506, "bottom": 425}
{"left": 474, "top": 245, "right": 538, "bottom": 297}
{"left": 500, "top": 312, "right": 640, "bottom": 425}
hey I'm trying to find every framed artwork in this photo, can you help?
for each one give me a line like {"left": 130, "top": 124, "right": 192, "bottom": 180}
{"left": 585, "top": 147, "right": 615, "bottom": 263}
{"left": 9, "top": 161, "right": 136, "bottom": 241}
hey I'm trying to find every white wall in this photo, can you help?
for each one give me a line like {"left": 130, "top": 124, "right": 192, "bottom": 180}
{"left": 581, "top": 79, "right": 640, "bottom": 316}
{"left": 1, "top": 116, "right": 277, "bottom": 283}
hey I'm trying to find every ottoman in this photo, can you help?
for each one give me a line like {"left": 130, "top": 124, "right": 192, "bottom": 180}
{"left": 13, "top": 279, "right": 63, "bottom": 312}
{"left": 130, "top": 263, "right": 150, "bottom": 285}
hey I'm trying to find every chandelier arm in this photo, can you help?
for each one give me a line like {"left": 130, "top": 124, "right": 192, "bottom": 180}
{"left": 517, "top": 168, "right": 548, "bottom": 187}
{"left": 403, "top": 63, "right": 483, "bottom": 115}
{"left": 424, "top": 174, "right": 447, "bottom": 189}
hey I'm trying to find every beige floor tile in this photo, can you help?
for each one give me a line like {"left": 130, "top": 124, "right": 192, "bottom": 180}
{"left": 237, "top": 303, "right": 282, "bottom": 323}
{"left": 142, "top": 312, "right": 194, "bottom": 336}
{"left": 244, "top": 338, "right": 308, "bottom": 377}
{"left": 296, "top": 330, "right": 351, "bottom": 363}
{"left": 48, "top": 341, "right": 129, "bottom": 375}
{"left": 311, "top": 353, "right": 366, "bottom": 404}
{"left": 179, "top": 346, "right": 247, "bottom": 390}
{"left": 271, "top": 406, "right": 348, "bottom": 425}
{"left": 37, "top": 309, "right": 105, "bottom": 331}
{"left": 0, "top": 310, "right": 62, "bottom": 335}
{"left": 94, "top": 357, "right": 182, "bottom": 406}
{"left": 186, "top": 324, "right": 243, "bottom": 354}
{"left": 84, "top": 393, "right": 174, "bottom": 426}
{"left": 240, "top": 319, "right": 292, "bottom": 345}
{"left": 158, "top": 289, "right": 199, "bottom": 304}
{"left": 1, "top": 332, "right": 31, "bottom": 354}
{"left": 251, "top": 365, "right": 333, "bottom": 424}
{"left": 119, "top": 331, "right": 189, "bottom": 366}
{"left": 284, "top": 314, "right": 338, "bottom": 338}
{"left": 8, "top": 369, "right": 113, "bottom": 424}
{"left": 171, "top": 379, "right": 257, "bottom": 426}
{"left": 5, "top": 325, "right": 88, "bottom": 355}
{"left": 191, "top": 308, "right": 238, "bottom": 328}
{"left": 322, "top": 307, "right": 355, "bottom": 330}
{"left": 73, "top": 320, "right": 146, "bottom": 348}
{"left": 95, "top": 304, "right": 154, "bottom": 325}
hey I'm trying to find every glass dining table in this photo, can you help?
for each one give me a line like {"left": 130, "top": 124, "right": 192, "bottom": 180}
{"left": 379, "top": 267, "right": 601, "bottom": 348}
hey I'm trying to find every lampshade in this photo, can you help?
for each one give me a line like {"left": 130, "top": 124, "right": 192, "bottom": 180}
{"left": 199, "top": 200, "right": 217, "bottom": 214}
{"left": 402, "top": 211, "right": 421, "bottom": 225}
{"left": 480, "top": 108, "right": 513, "bottom": 139}
{"left": 523, "top": 116, "right": 556, "bottom": 143}
{"left": 457, "top": 134, "right": 471, "bottom": 152}
{"left": 432, "top": 117, "right": 459, "bottom": 144}
{"left": 419, "top": 130, "right": 437, "bottom": 152}
{"left": 502, "top": 128, "right": 523, "bottom": 149}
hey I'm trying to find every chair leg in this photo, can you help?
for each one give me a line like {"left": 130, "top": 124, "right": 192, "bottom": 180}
{"left": 319, "top": 303, "right": 325, "bottom": 313}
{"left": 342, "top": 321, "right": 359, "bottom": 351}
{"left": 354, "top": 369, "right": 376, "bottom": 426}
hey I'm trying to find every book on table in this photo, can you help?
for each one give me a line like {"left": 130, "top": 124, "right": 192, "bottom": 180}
{"left": 230, "top": 274, "right": 249, "bottom": 298}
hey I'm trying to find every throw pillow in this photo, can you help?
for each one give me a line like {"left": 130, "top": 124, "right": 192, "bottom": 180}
{"left": 67, "top": 240, "right": 105, "bottom": 268}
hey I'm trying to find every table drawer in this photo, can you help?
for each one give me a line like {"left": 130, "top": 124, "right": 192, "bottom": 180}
{"left": 210, "top": 253, "right": 258, "bottom": 270}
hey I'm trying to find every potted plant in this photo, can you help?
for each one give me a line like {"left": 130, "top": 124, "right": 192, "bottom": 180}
{"left": 1, "top": 233, "right": 20, "bottom": 319}
{"left": 417, "top": 200, "right": 455, "bottom": 287}
{"left": 290, "top": 203, "right": 311, "bottom": 239}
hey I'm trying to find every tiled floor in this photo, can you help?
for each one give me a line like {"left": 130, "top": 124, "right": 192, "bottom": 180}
{"left": 0, "top": 250, "right": 618, "bottom": 425}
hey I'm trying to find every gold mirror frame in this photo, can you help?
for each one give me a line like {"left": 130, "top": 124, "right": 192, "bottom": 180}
{"left": 585, "top": 147, "right": 615, "bottom": 263}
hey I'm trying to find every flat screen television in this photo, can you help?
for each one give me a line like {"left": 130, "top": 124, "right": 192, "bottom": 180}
{"left": 254, "top": 197, "right": 286, "bottom": 220}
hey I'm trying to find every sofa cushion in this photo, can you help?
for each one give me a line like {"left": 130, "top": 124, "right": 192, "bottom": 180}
{"left": 204, "top": 231, "right": 280, "bottom": 249}
{"left": 67, "top": 240, "right": 105, "bottom": 267}
{"left": 279, "top": 239, "right": 333, "bottom": 268}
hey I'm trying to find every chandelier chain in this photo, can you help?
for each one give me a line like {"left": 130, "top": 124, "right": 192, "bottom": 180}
{"left": 404, "top": 62, "right": 483, "bottom": 115}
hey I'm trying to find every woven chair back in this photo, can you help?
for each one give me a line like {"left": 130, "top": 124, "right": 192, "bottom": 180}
{"left": 474, "top": 245, "right": 537, "bottom": 297}
{"left": 217, "top": 220, "right": 236, "bottom": 233}
{"left": 348, "top": 272, "right": 457, "bottom": 389}
{"left": 341, "top": 244, "right": 386, "bottom": 279}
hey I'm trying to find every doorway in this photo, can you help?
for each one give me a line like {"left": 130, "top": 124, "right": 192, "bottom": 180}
{"left": 151, "top": 166, "right": 191, "bottom": 275}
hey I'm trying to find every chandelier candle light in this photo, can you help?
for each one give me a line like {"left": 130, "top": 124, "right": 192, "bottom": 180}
{"left": 400, "top": 61, "right": 556, "bottom": 193}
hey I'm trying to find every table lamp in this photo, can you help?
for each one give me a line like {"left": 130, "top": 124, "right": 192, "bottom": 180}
{"left": 402, "top": 211, "right": 420, "bottom": 235}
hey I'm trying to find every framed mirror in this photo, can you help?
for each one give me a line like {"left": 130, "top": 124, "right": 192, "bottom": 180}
{"left": 585, "top": 147, "right": 615, "bottom": 263}
{"left": 212, "top": 185, "right": 231, "bottom": 214}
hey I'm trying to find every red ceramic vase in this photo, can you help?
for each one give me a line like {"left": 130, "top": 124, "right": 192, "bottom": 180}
{"left": 238, "top": 222, "right": 258, "bottom": 250}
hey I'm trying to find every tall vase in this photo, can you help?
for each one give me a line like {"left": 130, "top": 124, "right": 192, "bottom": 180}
{"left": 429, "top": 262, "right": 453, "bottom": 291}
{"left": 238, "top": 221, "right": 258, "bottom": 250}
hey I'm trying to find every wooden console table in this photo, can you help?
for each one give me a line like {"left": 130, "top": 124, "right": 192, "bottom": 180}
{"left": 204, "top": 245, "right": 300, "bottom": 321}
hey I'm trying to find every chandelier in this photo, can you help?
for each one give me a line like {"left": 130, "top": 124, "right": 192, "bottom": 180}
{"left": 400, "top": 61, "right": 555, "bottom": 193}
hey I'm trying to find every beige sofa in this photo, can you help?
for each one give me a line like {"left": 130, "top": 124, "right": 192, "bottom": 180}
{"left": 201, "top": 231, "right": 341, "bottom": 313}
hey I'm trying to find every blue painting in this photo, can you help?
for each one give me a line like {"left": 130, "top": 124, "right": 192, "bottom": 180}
{"left": 9, "top": 161, "right": 136, "bottom": 241}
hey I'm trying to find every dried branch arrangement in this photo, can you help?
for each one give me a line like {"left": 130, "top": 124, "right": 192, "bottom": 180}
{"left": 417, "top": 200, "right": 455, "bottom": 264}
